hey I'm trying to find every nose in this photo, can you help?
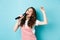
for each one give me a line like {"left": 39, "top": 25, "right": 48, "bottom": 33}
{"left": 26, "top": 11, "right": 29, "bottom": 15}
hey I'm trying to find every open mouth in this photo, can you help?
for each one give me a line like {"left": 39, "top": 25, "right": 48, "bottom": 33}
{"left": 27, "top": 14, "right": 29, "bottom": 15}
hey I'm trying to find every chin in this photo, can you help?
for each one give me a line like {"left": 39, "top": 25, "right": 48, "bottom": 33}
{"left": 27, "top": 16, "right": 30, "bottom": 18}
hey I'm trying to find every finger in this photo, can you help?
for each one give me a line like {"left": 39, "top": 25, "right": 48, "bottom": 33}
{"left": 19, "top": 14, "right": 23, "bottom": 17}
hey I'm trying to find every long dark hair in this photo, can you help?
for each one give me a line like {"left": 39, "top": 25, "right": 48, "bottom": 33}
{"left": 20, "top": 7, "right": 37, "bottom": 28}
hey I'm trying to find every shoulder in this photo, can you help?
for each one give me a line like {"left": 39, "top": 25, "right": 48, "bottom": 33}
{"left": 35, "top": 19, "right": 40, "bottom": 26}
{"left": 36, "top": 20, "right": 40, "bottom": 23}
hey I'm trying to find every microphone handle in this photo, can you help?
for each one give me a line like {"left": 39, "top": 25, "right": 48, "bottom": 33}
{"left": 15, "top": 16, "right": 21, "bottom": 20}
{"left": 15, "top": 13, "right": 26, "bottom": 20}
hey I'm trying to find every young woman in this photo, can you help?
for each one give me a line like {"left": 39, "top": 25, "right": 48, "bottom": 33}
{"left": 13, "top": 6, "right": 48, "bottom": 40}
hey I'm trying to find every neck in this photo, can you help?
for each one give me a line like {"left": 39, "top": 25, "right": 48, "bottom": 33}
{"left": 26, "top": 16, "right": 30, "bottom": 20}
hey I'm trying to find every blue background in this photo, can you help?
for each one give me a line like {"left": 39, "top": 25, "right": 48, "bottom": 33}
{"left": 0, "top": 0, "right": 60, "bottom": 40}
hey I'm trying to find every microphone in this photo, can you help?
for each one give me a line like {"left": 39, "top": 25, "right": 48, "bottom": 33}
{"left": 15, "top": 13, "right": 26, "bottom": 20}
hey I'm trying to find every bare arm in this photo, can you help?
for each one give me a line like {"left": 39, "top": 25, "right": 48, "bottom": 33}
{"left": 13, "top": 20, "right": 20, "bottom": 32}
{"left": 13, "top": 14, "right": 23, "bottom": 32}
{"left": 38, "top": 6, "right": 48, "bottom": 25}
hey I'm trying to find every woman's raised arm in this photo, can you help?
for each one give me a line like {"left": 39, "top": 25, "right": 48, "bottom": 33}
{"left": 38, "top": 6, "right": 48, "bottom": 25}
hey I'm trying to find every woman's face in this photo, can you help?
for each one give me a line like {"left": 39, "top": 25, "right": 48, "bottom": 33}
{"left": 26, "top": 8, "right": 33, "bottom": 18}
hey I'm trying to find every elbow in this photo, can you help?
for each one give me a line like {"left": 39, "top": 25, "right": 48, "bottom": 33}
{"left": 13, "top": 28, "right": 16, "bottom": 32}
{"left": 14, "top": 29, "right": 16, "bottom": 32}
{"left": 44, "top": 21, "right": 48, "bottom": 25}
{"left": 45, "top": 20, "right": 48, "bottom": 24}
{"left": 13, "top": 29, "right": 16, "bottom": 32}
{"left": 13, "top": 27, "right": 15, "bottom": 32}
{"left": 45, "top": 22, "right": 48, "bottom": 25}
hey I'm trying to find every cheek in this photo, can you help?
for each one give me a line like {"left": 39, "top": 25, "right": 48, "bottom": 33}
{"left": 29, "top": 14, "right": 31, "bottom": 16}
{"left": 30, "top": 12, "right": 32, "bottom": 15}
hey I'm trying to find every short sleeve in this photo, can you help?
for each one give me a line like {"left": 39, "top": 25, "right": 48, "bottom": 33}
{"left": 35, "top": 20, "right": 40, "bottom": 26}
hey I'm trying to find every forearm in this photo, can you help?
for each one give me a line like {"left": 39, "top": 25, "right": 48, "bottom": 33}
{"left": 42, "top": 11, "right": 48, "bottom": 24}
{"left": 13, "top": 20, "right": 20, "bottom": 32}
